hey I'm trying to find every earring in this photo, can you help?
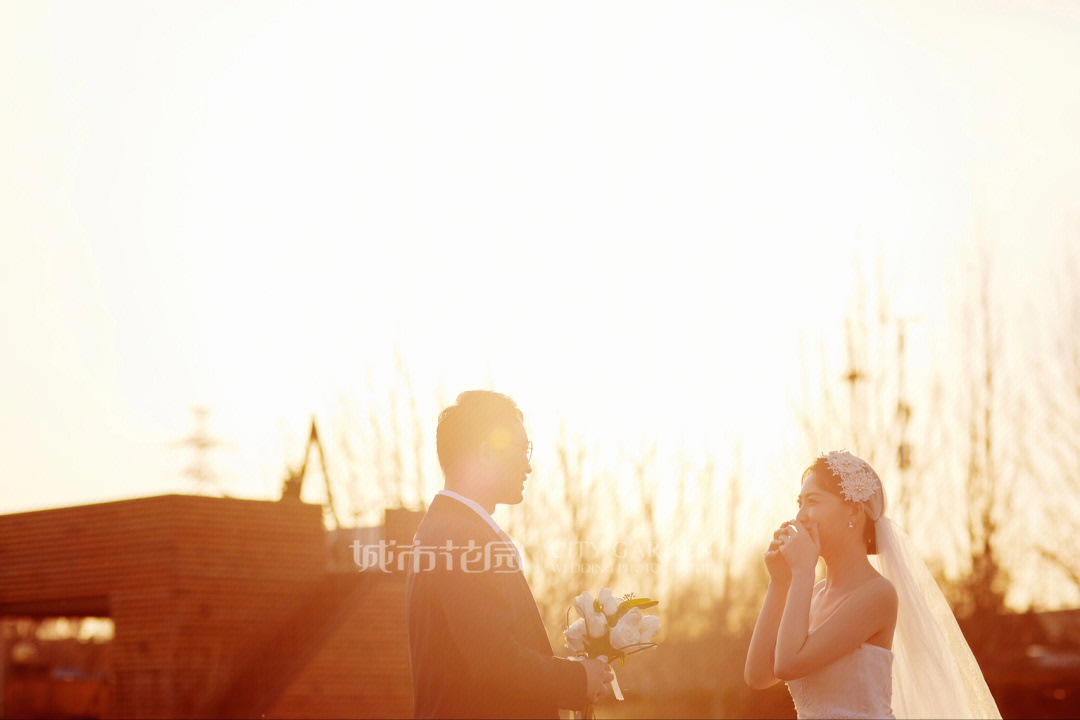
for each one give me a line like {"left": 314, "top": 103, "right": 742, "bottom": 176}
{"left": 848, "top": 520, "right": 854, "bottom": 529}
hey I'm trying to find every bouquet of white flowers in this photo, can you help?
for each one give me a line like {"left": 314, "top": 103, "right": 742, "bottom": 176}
{"left": 563, "top": 588, "right": 661, "bottom": 715}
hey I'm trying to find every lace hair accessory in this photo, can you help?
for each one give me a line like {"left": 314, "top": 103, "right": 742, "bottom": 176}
{"left": 821, "top": 450, "right": 884, "bottom": 520}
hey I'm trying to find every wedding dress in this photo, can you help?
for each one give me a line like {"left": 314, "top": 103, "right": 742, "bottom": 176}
{"left": 783, "top": 452, "right": 1001, "bottom": 719}
{"left": 786, "top": 643, "right": 894, "bottom": 719}
{"left": 783, "top": 515, "right": 1001, "bottom": 719}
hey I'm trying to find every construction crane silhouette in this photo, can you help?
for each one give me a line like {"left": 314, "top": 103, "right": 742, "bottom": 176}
{"left": 279, "top": 417, "right": 341, "bottom": 529}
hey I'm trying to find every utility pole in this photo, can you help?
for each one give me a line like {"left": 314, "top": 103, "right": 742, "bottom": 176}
{"left": 895, "top": 318, "right": 913, "bottom": 471}
{"left": 883, "top": 313, "right": 921, "bottom": 527}
{"left": 173, "top": 406, "right": 232, "bottom": 495}
{"left": 843, "top": 318, "right": 866, "bottom": 447}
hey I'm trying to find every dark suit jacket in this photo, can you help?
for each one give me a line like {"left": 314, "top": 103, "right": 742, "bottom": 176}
{"left": 406, "top": 493, "right": 587, "bottom": 719}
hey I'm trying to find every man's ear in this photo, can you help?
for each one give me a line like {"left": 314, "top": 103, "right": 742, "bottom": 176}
{"left": 477, "top": 440, "right": 495, "bottom": 468}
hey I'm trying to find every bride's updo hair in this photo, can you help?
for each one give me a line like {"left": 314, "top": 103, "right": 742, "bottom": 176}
{"left": 802, "top": 458, "right": 880, "bottom": 555}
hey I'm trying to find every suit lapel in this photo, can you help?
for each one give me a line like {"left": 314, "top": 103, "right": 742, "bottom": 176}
{"left": 428, "top": 495, "right": 554, "bottom": 653}
{"left": 431, "top": 494, "right": 521, "bottom": 571}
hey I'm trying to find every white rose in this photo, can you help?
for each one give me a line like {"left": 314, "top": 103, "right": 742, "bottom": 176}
{"left": 597, "top": 587, "right": 619, "bottom": 618}
{"left": 585, "top": 610, "right": 607, "bottom": 638}
{"left": 563, "top": 618, "right": 586, "bottom": 653}
{"left": 609, "top": 610, "right": 642, "bottom": 650}
{"left": 574, "top": 591, "right": 608, "bottom": 638}
{"left": 573, "top": 591, "right": 593, "bottom": 616}
{"left": 637, "top": 614, "right": 661, "bottom": 644}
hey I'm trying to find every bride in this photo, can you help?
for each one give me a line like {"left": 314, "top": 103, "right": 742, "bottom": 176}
{"left": 743, "top": 451, "right": 1002, "bottom": 719}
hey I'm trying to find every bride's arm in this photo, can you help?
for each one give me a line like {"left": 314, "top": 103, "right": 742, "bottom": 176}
{"left": 744, "top": 580, "right": 788, "bottom": 688}
{"left": 745, "top": 524, "right": 801, "bottom": 689}
{"left": 773, "top": 572, "right": 897, "bottom": 681}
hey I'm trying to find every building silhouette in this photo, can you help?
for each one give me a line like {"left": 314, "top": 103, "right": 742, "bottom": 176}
{"left": 0, "top": 495, "right": 420, "bottom": 719}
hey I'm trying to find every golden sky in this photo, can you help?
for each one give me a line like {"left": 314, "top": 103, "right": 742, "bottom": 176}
{"left": 3, "top": 0, "right": 1078, "bottom": 599}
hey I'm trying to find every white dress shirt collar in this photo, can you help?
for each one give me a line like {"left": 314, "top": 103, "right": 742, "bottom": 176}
{"left": 436, "top": 488, "right": 503, "bottom": 534}
{"left": 436, "top": 489, "right": 522, "bottom": 565}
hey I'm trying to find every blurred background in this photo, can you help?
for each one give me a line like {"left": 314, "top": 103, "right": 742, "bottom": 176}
{"left": 2, "top": 1, "right": 1079, "bottom": 717}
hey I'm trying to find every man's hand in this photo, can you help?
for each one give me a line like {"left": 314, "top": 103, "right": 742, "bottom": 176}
{"left": 581, "top": 657, "right": 614, "bottom": 704}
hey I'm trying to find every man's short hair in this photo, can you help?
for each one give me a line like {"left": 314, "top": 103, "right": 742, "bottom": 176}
{"left": 436, "top": 390, "right": 523, "bottom": 475}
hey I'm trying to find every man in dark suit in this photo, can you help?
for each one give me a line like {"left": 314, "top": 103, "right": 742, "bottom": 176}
{"left": 406, "top": 390, "right": 613, "bottom": 719}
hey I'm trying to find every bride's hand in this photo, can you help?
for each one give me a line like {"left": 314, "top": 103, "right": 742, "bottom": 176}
{"left": 777, "top": 520, "right": 820, "bottom": 574}
{"left": 765, "top": 521, "right": 794, "bottom": 585}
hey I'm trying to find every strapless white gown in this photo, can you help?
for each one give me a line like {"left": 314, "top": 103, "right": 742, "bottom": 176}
{"left": 785, "top": 643, "right": 895, "bottom": 719}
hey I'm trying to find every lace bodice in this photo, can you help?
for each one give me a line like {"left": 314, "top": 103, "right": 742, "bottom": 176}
{"left": 786, "top": 644, "right": 895, "bottom": 719}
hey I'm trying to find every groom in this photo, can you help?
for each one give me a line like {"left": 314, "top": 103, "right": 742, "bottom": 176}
{"left": 406, "top": 390, "right": 612, "bottom": 718}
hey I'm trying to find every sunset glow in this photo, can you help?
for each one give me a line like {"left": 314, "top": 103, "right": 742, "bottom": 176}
{"left": 4, "top": 1, "right": 1079, "bottom": 616}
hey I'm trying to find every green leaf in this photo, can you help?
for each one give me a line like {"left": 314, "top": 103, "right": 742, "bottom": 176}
{"left": 617, "top": 597, "right": 659, "bottom": 613}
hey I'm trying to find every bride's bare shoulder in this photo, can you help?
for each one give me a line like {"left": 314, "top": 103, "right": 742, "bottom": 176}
{"left": 864, "top": 573, "right": 898, "bottom": 610}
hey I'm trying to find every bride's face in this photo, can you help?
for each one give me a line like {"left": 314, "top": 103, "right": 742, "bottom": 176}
{"left": 796, "top": 471, "right": 852, "bottom": 556}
